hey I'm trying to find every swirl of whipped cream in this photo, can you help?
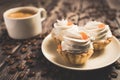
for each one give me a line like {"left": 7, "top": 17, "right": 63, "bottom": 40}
{"left": 84, "top": 21, "right": 112, "bottom": 41}
{"left": 54, "top": 19, "right": 73, "bottom": 30}
{"left": 61, "top": 27, "right": 92, "bottom": 54}
{"left": 52, "top": 19, "right": 74, "bottom": 40}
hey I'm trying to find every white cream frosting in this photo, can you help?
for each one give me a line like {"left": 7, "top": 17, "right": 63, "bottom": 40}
{"left": 84, "top": 21, "right": 112, "bottom": 41}
{"left": 54, "top": 19, "right": 73, "bottom": 30}
{"left": 52, "top": 19, "right": 74, "bottom": 40}
{"left": 61, "top": 26, "right": 92, "bottom": 54}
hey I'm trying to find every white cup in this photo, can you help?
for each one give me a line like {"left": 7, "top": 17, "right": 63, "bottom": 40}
{"left": 3, "top": 6, "right": 47, "bottom": 39}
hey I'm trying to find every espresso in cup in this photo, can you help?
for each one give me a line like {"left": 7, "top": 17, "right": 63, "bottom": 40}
{"left": 3, "top": 6, "right": 47, "bottom": 39}
{"left": 7, "top": 9, "right": 36, "bottom": 18}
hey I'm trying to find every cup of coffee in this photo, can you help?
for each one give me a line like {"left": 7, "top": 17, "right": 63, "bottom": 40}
{"left": 3, "top": 6, "right": 47, "bottom": 39}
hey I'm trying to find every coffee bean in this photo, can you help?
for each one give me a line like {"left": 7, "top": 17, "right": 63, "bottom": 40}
{"left": 36, "top": 35, "right": 42, "bottom": 39}
{"left": 11, "top": 54, "right": 21, "bottom": 61}
{"left": 41, "top": 0, "right": 45, "bottom": 5}
{"left": 30, "top": 54, "right": 37, "bottom": 59}
{"left": 106, "top": 12, "right": 116, "bottom": 20}
{"left": 109, "top": 24, "right": 118, "bottom": 30}
{"left": 115, "top": 64, "right": 120, "bottom": 69}
{"left": 33, "top": 38, "right": 37, "bottom": 41}
{"left": 15, "top": 56, "right": 21, "bottom": 61}
{"left": 17, "top": 73, "right": 25, "bottom": 80}
{"left": 31, "top": 47, "right": 36, "bottom": 51}
{"left": 113, "top": 61, "right": 120, "bottom": 69}
{"left": 12, "top": 57, "right": 19, "bottom": 61}
{"left": 26, "top": 59, "right": 34, "bottom": 65}
{"left": 114, "top": 61, "right": 119, "bottom": 65}
{"left": 20, "top": 47, "right": 27, "bottom": 53}
{"left": 110, "top": 71, "right": 118, "bottom": 78}
{"left": 79, "top": 13, "right": 89, "bottom": 20}
{"left": 31, "top": 39, "right": 37, "bottom": 43}
{"left": 1, "top": 28, "right": 7, "bottom": 34}
{"left": 5, "top": 58, "right": 14, "bottom": 65}
{"left": 23, "top": 40, "right": 28, "bottom": 44}
{"left": 113, "top": 29, "right": 120, "bottom": 38}
{"left": 24, "top": 44, "right": 28, "bottom": 48}
{"left": 105, "top": 19, "right": 111, "bottom": 25}
{"left": 3, "top": 51, "right": 13, "bottom": 55}
{"left": 28, "top": 72, "right": 36, "bottom": 77}
{"left": 4, "top": 45, "right": 12, "bottom": 50}
{"left": 109, "top": 16, "right": 115, "bottom": 21}
{"left": 9, "top": 67, "right": 17, "bottom": 74}
{"left": 32, "top": 42, "right": 37, "bottom": 46}
{"left": 24, "top": 54, "right": 31, "bottom": 60}
{"left": 11, "top": 54, "right": 19, "bottom": 58}
{"left": 17, "top": 64, "right": 26, "bottom": 71}
{"left": 27, "top": 42, "right": 32, "bottom": 45}
{"left": 25, "top": 53, "right": 37, "bottom": 60}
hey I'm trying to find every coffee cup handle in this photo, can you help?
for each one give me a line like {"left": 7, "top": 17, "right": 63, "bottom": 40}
{"left": 39, "top": 8, "right": 47, "bottom": 21}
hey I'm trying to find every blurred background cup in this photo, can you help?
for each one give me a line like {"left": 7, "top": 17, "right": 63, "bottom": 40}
{"left": 3, "top": 6, "right": 47, "bottom": 39}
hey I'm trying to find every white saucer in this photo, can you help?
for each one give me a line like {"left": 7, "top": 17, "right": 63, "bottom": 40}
{"left": 41, "top": 34, "right": 120, "bottom": 70}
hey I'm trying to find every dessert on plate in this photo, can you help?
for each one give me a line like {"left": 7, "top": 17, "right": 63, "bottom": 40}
{"left": 57, "top": 26, "right": 94, "bottom": 65}
{"left": 84, "top": 21, "right": 112, "bottom": 50}
{"left": 51, "top": 19, "right": 74, "bottom": 45}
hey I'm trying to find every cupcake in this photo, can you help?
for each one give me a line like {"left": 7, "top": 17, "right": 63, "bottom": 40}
{"left": 51, "top": 19, "right": 74, "bottom": 45}
{"left": 57, "top": 27, "right": 94, "bottom": 65}
{"left": 84, "top": 21, "right": 112, "bottom": 50}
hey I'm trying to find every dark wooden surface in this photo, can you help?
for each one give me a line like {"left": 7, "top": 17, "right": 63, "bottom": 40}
{"left": 0, "top": 0, "right": 120, "bottom": 80}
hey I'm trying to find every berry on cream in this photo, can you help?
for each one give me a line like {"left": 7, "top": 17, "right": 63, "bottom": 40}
{"left": 52, "top": 19, "right": 74, "bottom": 40}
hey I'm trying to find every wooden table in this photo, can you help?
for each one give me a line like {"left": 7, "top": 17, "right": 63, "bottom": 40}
{"left": 0, "top": 0, "right": 120, "bottom": 80}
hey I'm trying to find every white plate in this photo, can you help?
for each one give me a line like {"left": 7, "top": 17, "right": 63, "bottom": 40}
{"left": 42, "top": 34, "right": 120, "bottom": 70}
